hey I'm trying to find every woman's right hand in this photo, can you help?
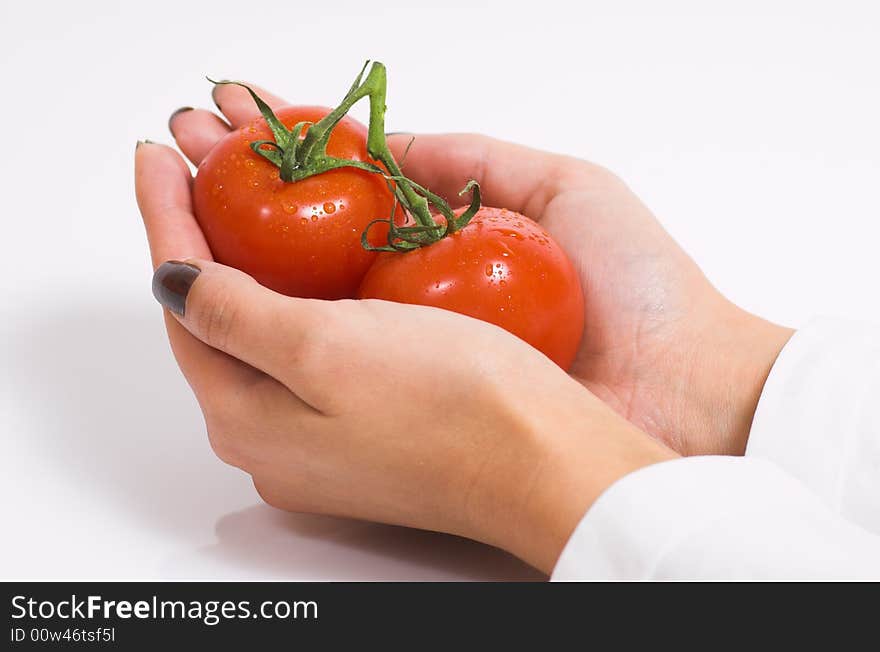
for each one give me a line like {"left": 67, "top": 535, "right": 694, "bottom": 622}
{"left": 379, "top": 132, "right": 795, "bottom": 458}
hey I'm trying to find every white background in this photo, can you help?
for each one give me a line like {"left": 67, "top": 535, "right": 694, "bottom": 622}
{"left": 1, "top": 0, "right": 878, "bottom": 579}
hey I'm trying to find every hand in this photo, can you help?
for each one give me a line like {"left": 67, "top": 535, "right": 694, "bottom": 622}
{"left": 135, "top": 89, "right": 676, "bottom": 574}
{"left": 168, "top": 80, "right": 793, "bottom": 457}
{"left": 379, "top": 135, "right": 795, "bottom": 456}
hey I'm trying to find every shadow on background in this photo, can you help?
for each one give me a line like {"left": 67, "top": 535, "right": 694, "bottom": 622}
{"left": 7, "top": 299, "right": 245, "bottom": 536}
{"left": 7, "top": 300, "right": 543, "bottom": 580}
{"left": 167, "top": 504, "right": 544, "bottom": 581}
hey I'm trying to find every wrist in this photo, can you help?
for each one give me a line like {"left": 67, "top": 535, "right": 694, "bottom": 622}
{"left": 474, "top": 380, "right": 677, "bottom": 575}
{"left": 687, "top": 298, "right": 794, "bottom": 456}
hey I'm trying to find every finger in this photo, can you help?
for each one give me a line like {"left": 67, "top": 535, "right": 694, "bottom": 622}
{"left": 211, "top": 81, "right": 289, "bottom": 128}
{"left": 205, "top": 374, "right": 321, "bottom": 472}
{"left": 135, "top": 141, "right": 261, "bottom": 395}
{"left": 168, "top": 107, "right": 231, "bottom": 166}
{"left": 151, "top": 258, "right": 332, "bottom": 410}
{"left": 135, "top": 141, "right": 209, "bottom": 267}
{"left": 387, "top": 133, "right": 596, "bottom": 219}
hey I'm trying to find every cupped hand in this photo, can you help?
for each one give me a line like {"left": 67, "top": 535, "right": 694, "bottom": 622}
{"left": 135, "top": 86, "right": 675, "bottom": 574}
{"left": 379, "top": 136, "right": 794, "bottom": 457}
{"left": 165, "top": 81, "right": 793, "bottom": 457}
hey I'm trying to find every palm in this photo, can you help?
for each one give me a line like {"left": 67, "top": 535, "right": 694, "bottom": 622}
{"left": 536, "top": 180, "right": 721, "bottom": 453}
{"left": 382, "top": 132, "right": 725, "bottom": 454}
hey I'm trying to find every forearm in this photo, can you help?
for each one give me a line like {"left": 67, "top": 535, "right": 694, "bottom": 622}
{"left": 474, "top": 384, "right": 677, "bottom": 575}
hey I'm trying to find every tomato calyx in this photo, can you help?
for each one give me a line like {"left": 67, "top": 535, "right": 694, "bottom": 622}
{"left": 207, "top": 75, "right": 385, "bottom": 183}
{"left": 361, "top": 177, "right": 482, "bottom": 252}
{"left": 210, "top": 61, "right": 483, "bottom": 253}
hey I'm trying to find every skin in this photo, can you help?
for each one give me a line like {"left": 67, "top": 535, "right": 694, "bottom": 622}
{"left": 136, "top": 82, "right": 792, "bottom": 573}
{"left": 377, "top": 134, "right": 795, "bottom": 457}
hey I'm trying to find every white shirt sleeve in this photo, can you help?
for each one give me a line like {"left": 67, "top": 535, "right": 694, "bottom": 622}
{"left": 551, "top": 318, "right": 880, "bottom": 581}
{"left": 746, "top": 318, "right": 880, "bottom": 534}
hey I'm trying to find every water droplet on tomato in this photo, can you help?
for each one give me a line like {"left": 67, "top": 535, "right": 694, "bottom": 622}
{"left": 311, "top": 215, "right": 318, "bottom": 222}
{"left": 491, "top": 228, "right": 523, "bottom": 240}
{"left": 251, "top": 180, "right": 260, "bottom": 188}
{"left": 484, "top": 264, "right": 493, "bottom": 276}
{"left": 281, "top": 201, "right": 297, "bottom": 214}
{"left": 245, "top": 159, "right": 255, "bottom": 168}
{"left": 323, "top": 201, "right": 336, "bottom": 214}
{"left": 300, "top": 218, "right": 309, "bottom": 225}
{"left": 500, "top": 280, "right": 507, "bottom": 287}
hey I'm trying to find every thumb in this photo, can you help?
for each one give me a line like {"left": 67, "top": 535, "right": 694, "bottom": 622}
{"left": 151, "top": 259, "right": 326, "bottom": 389}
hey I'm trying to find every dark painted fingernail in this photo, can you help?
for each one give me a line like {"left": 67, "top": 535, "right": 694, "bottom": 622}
{"left": 152, "top": 261, "right": 201, "bottom": 316}
{"left": 168, "top": 106, "right": 193, "bottom": 135}
{"left": 211, "top": 85, "right": 222, "bottom": 111}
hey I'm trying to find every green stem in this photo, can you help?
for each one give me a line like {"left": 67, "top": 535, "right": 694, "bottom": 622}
{"left": 209, "top": 61, "right": 481, "bottom": 251}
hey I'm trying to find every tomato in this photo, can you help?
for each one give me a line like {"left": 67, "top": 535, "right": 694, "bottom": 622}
{"left": 193, "top": 106, "right": 395, "bottom": 299}
{"left": 357, "top": 207, "right": 585, "bottom": 369}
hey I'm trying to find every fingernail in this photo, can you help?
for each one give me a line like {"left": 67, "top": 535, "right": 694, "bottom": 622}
{"left": 152, "top": 261, "right": 201, "bottom": 316}
{"left": 211, "top": 85, "right": 222, "bottom": 111}
{"left": 168, "top": 106, "right": 193, "bottom": 135}
{"left": 385, "top": 132, "right": 411, "bottom": 137}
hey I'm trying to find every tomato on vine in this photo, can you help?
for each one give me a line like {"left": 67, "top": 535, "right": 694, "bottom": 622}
{"left": 193, "top": 62, "right": 585, "bottom": 368}
{"left": 359, "top": 206, "right": 584, "bottom": 369}
{"left": 193, "top": 104, "right": 394, "bottom": 299}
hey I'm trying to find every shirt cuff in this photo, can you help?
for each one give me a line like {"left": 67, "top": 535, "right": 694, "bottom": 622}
{"left": 550, "top": 457, "right": 735, "bottom": 580}
{"left": 746, "top": 317, "right": 880, "bottom": 528}
{"left": 549, "top": 455, "right": 879, "bottom": 580}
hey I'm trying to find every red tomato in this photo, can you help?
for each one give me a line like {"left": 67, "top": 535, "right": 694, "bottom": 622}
{"left": 357, "top": 207, "right": 585, "bottom": 369}
{"left": 193, "top": 106, "right": 395, "bottom": 299}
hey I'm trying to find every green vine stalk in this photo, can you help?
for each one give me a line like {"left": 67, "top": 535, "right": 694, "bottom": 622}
{"left": 209, "top": 61, "right": 481, "bottom": 252}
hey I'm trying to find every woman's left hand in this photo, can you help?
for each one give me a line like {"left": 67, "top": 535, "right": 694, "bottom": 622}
{"left": 134, "top": 108, "right": 675, "bottom": 576}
